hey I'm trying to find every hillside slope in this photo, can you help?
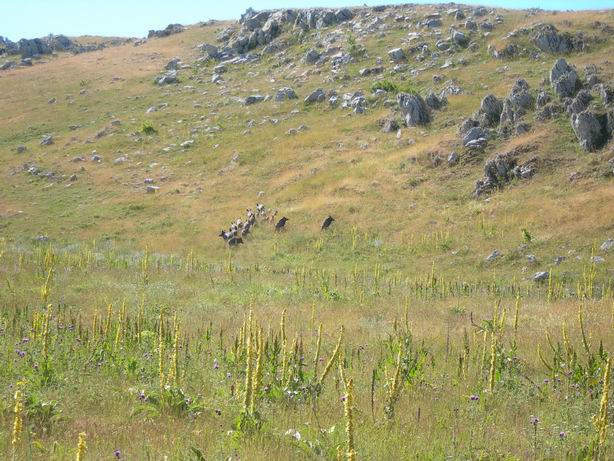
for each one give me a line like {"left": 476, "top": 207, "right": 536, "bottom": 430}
{"left": 1, "top": 6, "right": 613, "bottom": 278}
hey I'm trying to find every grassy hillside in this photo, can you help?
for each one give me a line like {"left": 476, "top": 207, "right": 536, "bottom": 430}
{"left": 0, "top": 3, "right": 613, "bottom": 460}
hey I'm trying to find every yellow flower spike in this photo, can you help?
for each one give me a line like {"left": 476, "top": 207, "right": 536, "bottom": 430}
{"left": 76, "top": 432, "right": 87, "bottom": 461}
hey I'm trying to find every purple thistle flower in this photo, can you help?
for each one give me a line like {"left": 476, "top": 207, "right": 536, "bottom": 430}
{"left": 559, "top": 431, "right": 566, "bottom": 439}
{"left": 469, "top": 394, "right": 479, "bottom": 401}
{"left": 114, "top": 449, "right": 122, "bottom": 459}
{"left": 530, "top": 415, "right": 539, "bottom": 426}
{"left": 15, "top": 349, "right": 26, "bottom": 358}
{"left": 213, "top": 358, "right": 219, "bottom": 370}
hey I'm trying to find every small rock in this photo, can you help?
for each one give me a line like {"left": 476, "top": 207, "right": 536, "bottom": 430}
{"left": 40, "top": 135, "right": 54, "bottom": 146}
{"left": 486, "top": 250, "right": 503, "bottom": 262}
{"left": 600, "top": 238, "right": 614, "bottom": 252}
{"left": 533, "top": 271, "right": 549, "bottom": 282}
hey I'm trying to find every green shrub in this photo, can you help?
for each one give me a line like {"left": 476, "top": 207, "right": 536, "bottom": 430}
{"left": 141, "top": 121, "right": 158, "bottom": 135}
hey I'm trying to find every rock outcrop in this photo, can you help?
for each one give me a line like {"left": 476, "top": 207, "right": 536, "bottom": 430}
{"left": 148, "top": 24, "right": 184, "bottom": 38}
{"left": 397, "top": 93, "right": 430, "bottom": 127}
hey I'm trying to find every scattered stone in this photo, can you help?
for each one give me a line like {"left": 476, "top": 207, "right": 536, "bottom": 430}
{"left": 550, "top": 58, "right": 579, "bottom": 99}
{"left": 146, "top": 185, "right": 159, "bottom": 193}
{"left": 275, "top": 87, "right": 297, "bottom": 101}
{"left": 359, "top": 66, "right": 384, "bottom": 77}
{"left": 452, "top": 30, "right": 469, "bottom": 47}
{"left": 425, "top": 90, "right": 447, "bottom": 110}
{"left": 304, "top": 88, "right": 326, "bottom": 104}
{"left": 154, "top": 70, "right": 178, "bottom": 85}
{"left": 244, "top": 94, "right": 266, "bottom": 105}
{"left": 534, "top": 24, "right": 577, "bottom": 54}
{"left": 388, "top": 48, "right": 406, "bottom": 62}
{"left": 304, "top": 49, "right": 321, "bottom": 64}
{"left": 380, "top": 119, "right": 400, "bottom": 133}
{"left": 473, "top": 149, "right": 537, "bottom": 197}
{"left": 397, "top": 93, "right": 430, "bottom": 127}
{"left": 40, "top": 135, "right": 53, "bottom": 146}
{"left": 148, "top": 24, "right": 184, "bottom": 39}
{"left": 601, "top": 238, "right": 614, "bottom": 252}
{"left": 463, "top": 127, "right": 487, "bottom": 147}
{"left": 478, "top": 94, "right": 503, "bottom": 127}
{"left": 567, "top": 90, "right": 592, "bottom": 115}
{"left": 486, "top": 250, "right": 503, "bottom": 262}
{"left": 447, "top": 152, "right": 459, "bottom": 165}
{"left": 165, "top": 57, "right": 182, "bottom": 70}
{"left": 533, "top": 271, "right": 549, "bottom": 282}
{"left": 571, "top": 110, "right": 608, "bottom": 151}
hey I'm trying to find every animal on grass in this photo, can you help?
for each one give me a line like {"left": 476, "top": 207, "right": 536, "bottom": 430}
{"left": 275, "top": 217, "right": 288, "bottom": 232}
{"left": 321, "top": 215, "right": 335, "bottom": 231}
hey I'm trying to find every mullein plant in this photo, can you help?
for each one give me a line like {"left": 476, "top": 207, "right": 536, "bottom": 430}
{"left": 318, "top": 326, "right": 344, "bottom": 388}
{"left": 343, "top": 378, "right": 357, "bottom": 461}
{"left": 158, "top": 311, "right": 165, "bottom": 393}
{"left": 593, "top": 357, "right": 611, "bottom": 460}
{"left": 76, "top": 432, "right": 87, "bottom": 461}
{"left": 384, "top": 343, "right": 404, "bottom": 419}
{"left": 11, "top": 381, "right": 26, "bottom": 461}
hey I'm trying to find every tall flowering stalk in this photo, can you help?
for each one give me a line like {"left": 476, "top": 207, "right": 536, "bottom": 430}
{"left": 344, "top": 378, "right": 356, "bottom": 461}
{"left": 76, "top": 432, "right": 87, "bottom": 461}
{"left": 488, "top": 333, "right": 498, "bottom": 392}
{"left": 384, "top": 343, "right": 404, "bottom": 419}
{"left": 11, "top": 382, "right": 25, "bottom": 461}
{"left": 594, "top": 358, "right": 611, "bottom": 460}
{"left": 158, "top": 311, "right": 165, "bottom": 392}
{"left": 319, "top": 326, "right": 344, "bottom": 387}
{"left": 167, "top": 316, "right": 179, "bottom": 387}
{"left": 313, "top": 323, "right": 323, "bottom": 377}
{"left": 42, "top": 304, "right": 52, "bottom": 361}
{"left": 242, "top": 309, "right": 254, "bottom": 415}
{"left": 251, "top": 327, "right": 264, "bottom": 414}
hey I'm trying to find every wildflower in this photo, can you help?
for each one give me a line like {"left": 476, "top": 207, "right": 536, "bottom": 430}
{"left": 15, "top": 349, "right": 26, "bottom": 358}
{"left": 76, "top": 432, "right": 87, "bottom": 461}
{"left": 559, "top": 431, "right": 566, "bottom": 439}
{"left": 470, "top": 394, "right": 480, "bottom": 401}
{"left": 530, "top": 415, "right": 539, "bottom": 426}
{"left": 543, "top": 378, "right": 550, "bottom": 384}
{"left": 341, "top": 394, "right": 347, "bottom": 402}
{"left": 226, "top": 372, "right": 232, "bottom": 379}
{"left": 215, "top": 409, "right": 222, "bottom": 416}
{"left": 213, "top": 358, "right": 219, "bottom": 370}
{"left": 285, "top": 429, "right": 301, "bottom": 441}
{"left": 114, "top": 449, "right": 122, "bottom": 459}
